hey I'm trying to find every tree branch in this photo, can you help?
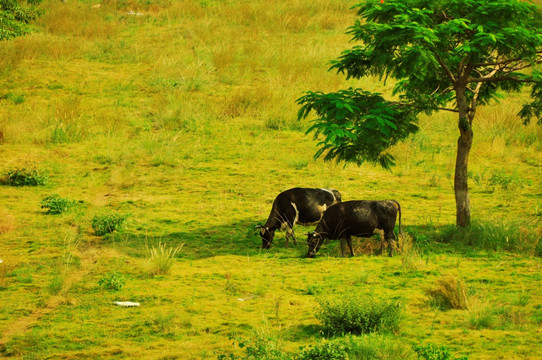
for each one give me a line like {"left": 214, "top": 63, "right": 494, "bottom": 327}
{"left": 434, "top": 52, "right": 456, "bottom": 82}
{"left": 467, "top": 76, "right": 539, "bottom": 83}
{"left": 473, "top": 51, "right": 542, "bottom": 67}
{"left": 438, "top": 107, "right": 459, "bottom": 113}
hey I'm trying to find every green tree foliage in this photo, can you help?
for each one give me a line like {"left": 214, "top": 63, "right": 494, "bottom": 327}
{"left": 298, "top": 0, "right": 542, "bottom": 226}
{"left": 0, "top": 0, "right": 42, "bottom": 41}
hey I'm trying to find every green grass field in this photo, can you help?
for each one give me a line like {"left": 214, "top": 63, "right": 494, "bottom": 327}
{"left": 1, "top": 1, "right": 541, "bottom": 359}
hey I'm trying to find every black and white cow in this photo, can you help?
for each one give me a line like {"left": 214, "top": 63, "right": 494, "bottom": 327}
{"left": 258, "top": 187, "right": 342, "bottom": 249}
{"left": 307, "top": 200, "right": 402, "bottom": 258}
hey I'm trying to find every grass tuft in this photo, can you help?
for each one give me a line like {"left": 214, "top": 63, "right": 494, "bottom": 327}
{"left": 425, "top": 274, "right": 469, "bottom": 310}
{"left": 144, "top": 242, "right": 184, "bottom": 276}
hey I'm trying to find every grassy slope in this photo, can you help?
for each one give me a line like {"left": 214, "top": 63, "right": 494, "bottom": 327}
{"left": 0, "top": 0, "right": 541, "bottom": 359}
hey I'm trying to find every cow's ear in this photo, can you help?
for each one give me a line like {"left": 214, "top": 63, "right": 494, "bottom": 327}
{"left": 260, "top": 227, "right": 266, "bottom": 235}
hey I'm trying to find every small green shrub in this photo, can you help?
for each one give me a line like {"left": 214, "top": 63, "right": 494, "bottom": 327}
{"left": 4, "top": 167, "right": 49, "bottom": 186}
{"left": 98, "top": 271, "right": 126, "bottom": 291}
{"left": 91, "top": 212, "right": 129, "bottom": 236}
{"left": 316, "top": 294, "right": 403, "bottom": 335}
{"left": 40, "top": 194, "right": 76, "bottom": 214}
{"left": 414, "top": 343, "right": 468, "bottom": 360}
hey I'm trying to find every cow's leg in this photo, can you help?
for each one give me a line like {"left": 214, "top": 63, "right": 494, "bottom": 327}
{"left": 285, "top": 227, "right": 297, "bottom": 246}
{"left": 385, "top": 231, "right": 395, "bottom": 257}
{"left": 346, "top": 236, "right": 354, "bottom": 257}
{"left": 340, "top": 238, "right": 345, "bottom": 257}
{"left": 375, "top": 230, "right": 385, "bottom": 255}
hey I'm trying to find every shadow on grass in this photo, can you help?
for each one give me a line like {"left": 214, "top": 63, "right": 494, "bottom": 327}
{"left": 101, "top": 219, "right": 541, "bottom": 260}
{"left": 103, "top": 218, "right": 309, "bottom": 260}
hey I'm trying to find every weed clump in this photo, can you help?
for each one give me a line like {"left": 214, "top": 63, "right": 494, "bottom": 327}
{"left": 91, "top": 212, "right": 129, "bottom": 236}
{"left": 425, "top": 274, "right": 469, "bottom": 310}
{"left": 316, "top": 294, "right": 402, "bottom": 335}
{"left": 414, "top": 343, "right": 468, "bottom": 360}
{"left": 4, "top": 167, "right": 49, "bottom": 186}
{"left": 98, "top": 271, "right": 126, "bottom": 291}
{"left": 40, "top": 194, "right": 76, "bottom": 214}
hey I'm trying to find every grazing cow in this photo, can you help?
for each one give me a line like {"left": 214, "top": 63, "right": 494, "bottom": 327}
{"left": 258, "top": 187, "right": 342, "bottom": 249}
{"left": 307, "top": 200, "right": 402, "bottom": 258}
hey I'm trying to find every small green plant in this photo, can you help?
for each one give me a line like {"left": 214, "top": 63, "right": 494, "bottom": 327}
{"left": 91, "top": 212, "right": 129, "bottom": 236}
{"left": 40, "top": 194, "right": 76, "bottom": 214}
{"left": 288, "top": 160, "right": 309, "bottom": 170}
{"left": 487, "top": 172, "right": 531, "bottom": 191}
{"left": 218, "top": 333, "right": 290, "bottom": 360}
{"left": 512, "top": 288, "right": 531, "bottom": 307}
{"left": 316, "top": 294, "right": 403, "bottom": 335}
{"left": 98, "top": 271, "right": 126, "bottom": 291}
{"left": 414, "top": 343, "right": 468, "bottom": 360}
{"left": 297, "top": 341, "right": 347, "bottom": 360}
{"left": 298, "top": 335, "right": 416, "bottom": 360}
{"left": 4, "top": 167, "right": 49, "bottom": 186}
{"left": 144, "top": 242, "right": 184, "bottom": 276}
{"left": 47, "top": 274, "right": 64, "bottom": 295}
{"left": 424, "top": 274, "right": 469, "bottom": 310}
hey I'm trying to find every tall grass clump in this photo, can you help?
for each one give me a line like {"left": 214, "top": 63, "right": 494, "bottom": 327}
{"left": 144, "top": 242, "right": 184, "bottom": 276}
{"left": 397, "top": 234, "right": 425, "bottom": 271}
{"left": 424, "top": 274, "right": 469, "bottom": 310}
{"left": 435, "top": 220, "right": 541, "bottom": 254}
{"left": 316, "top": 294, "right": 403, "bottom": 335}
{"left": 466, "top": 296, "right": 497, "bottom": 330}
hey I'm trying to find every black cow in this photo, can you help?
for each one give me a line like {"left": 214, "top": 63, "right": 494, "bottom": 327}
{"left": 307, "top": 200, "right": 402, "bottom": 258}
{"left": 258, "top": 187, "right": 342, "bottom": 249}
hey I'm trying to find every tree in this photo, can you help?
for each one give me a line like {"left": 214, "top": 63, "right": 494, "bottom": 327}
{"left": 0, "top": 0, "right": 42, "bottom": 41}
{"left": 297, "top": 0, "right": 542, "bottom": 227}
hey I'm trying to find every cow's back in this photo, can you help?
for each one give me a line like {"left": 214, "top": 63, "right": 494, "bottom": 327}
{"left": 317, "top": 200, "right": 393, "bottom": 239}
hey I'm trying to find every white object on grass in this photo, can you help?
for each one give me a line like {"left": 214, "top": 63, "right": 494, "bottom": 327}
{"left": 114, "top": 301, "right": 140, "bottom": 307}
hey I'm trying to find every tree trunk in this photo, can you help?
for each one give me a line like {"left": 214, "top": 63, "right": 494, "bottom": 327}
{"left": 454, "top": 127, "right": 473, "bottom": 227}
{"left": 454, "top": 85, "right": 473, "bottom": 227}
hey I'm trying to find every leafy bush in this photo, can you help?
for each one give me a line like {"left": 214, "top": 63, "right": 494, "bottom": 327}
{"left": 98, "top": 271, "right": 126, "bottom": 291}
{"left": 40, "top": 194, "right": 76, "bottom": 214}
{"left": 414, "top": 343, "right": 468, "bottom": 360}
{"left": 316, "top": 294, "right": 403, "bottom": 335}
{"left": 91, "top": 212, "right": 129, "bottom": 236}
{"left": 4, "top": 167, "right": 49, "bottom": 186}
{"left": 144, "top": 242, "right": 184, "bottom": 276}
{"left": 424, "top": 274, "right": 468, "bottom": 310}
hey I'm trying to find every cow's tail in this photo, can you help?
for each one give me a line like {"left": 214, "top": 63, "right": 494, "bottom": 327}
{"left": 392, "top": 200, "right": 403, "bottom": 238}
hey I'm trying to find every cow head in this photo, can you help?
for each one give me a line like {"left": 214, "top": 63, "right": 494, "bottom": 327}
{"left": 331, "top": 189, "right": 342, "bottom": 204}
{"left": 257, "top": 225, "right": 275, "bottom": 249}
{"left": 306, "top": 231, "right": 324, "bottom": 258}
